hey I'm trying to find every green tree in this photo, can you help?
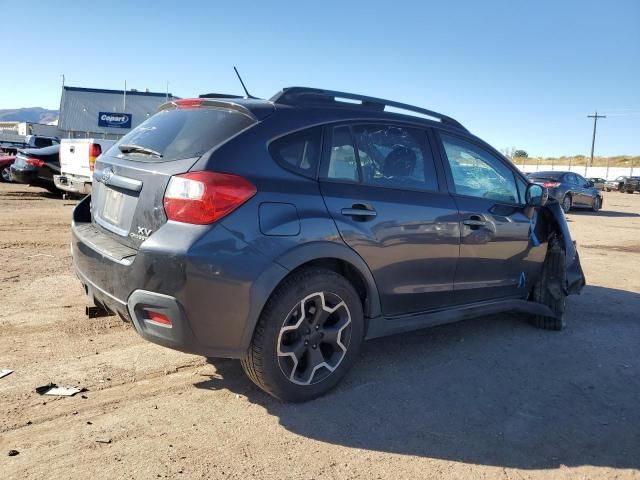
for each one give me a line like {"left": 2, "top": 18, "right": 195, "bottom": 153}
{"left": 513, "top": 150, "right": 528, "bottom": 158}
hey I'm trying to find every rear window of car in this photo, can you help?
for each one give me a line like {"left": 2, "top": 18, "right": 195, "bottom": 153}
{"left": 529, "top": 171, "right": 563, "bottom": 180}
{"left": 105, "top": 107, "right": 256, "bottom": 162}
{"left": 269, "top": 127, "right": 322, "bottom": 178}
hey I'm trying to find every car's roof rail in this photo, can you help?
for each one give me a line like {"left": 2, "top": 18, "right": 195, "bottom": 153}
{"left": 270, "top": 87, "right": 467, "bottom": 131}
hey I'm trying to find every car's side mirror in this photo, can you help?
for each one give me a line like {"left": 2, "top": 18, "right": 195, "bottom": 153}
{"left": 588, "top": 181, "right": 594, "bottom": 187}
{"left": 525, "top": 183, "right": 548, "bottom": 207}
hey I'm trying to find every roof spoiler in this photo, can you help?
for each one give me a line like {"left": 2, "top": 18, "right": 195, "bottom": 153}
{"left": 270, "top": 87, "right": 467, "bottom": 131}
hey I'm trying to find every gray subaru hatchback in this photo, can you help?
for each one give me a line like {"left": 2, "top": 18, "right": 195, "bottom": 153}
{"left": 71, "top": 87, "right": 585, "bottom": 402}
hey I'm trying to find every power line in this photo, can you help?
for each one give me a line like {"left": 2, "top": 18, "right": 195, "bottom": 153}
{"left": 587, "top": 111, "right": 606, "bottom": 167}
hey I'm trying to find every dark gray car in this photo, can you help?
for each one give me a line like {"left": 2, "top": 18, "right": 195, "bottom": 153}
{"left": 527, "top": 171, "right": 603, "bottom": 213}
{"left": 71, "top": 88, "right": 585, "bottom": 401}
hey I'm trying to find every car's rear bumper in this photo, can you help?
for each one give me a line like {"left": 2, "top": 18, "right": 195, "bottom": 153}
{"left": 9, "top": 165, "right": 37, "bottom": 185}
{"left": 54, "top": 174, "right": 92, "bottom": 194}
{"left": 71, "top": 196, "right": 288, "bottom": 358}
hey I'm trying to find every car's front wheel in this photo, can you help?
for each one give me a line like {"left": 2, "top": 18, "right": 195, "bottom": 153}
{"left": 591, "top": 196, "right": 601, "bottom": 212}
{"left": 241, "top": 268, "right": 364, "bottom": 402}
{"left": 531, "top": 240, "right": 567, "bottom": 331}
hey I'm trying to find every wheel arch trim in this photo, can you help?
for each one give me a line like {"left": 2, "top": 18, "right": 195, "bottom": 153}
{"left": 238, "top": 241, "right": 382, "bottom": 354}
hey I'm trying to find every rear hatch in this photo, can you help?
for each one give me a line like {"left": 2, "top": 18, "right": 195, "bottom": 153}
{"left": 91, "top": 100, "right": 262, "bottom": 250}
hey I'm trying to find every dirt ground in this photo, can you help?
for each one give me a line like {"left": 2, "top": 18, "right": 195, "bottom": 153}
{"left": 0, "top": 181, "right": 639, "bottom": 480}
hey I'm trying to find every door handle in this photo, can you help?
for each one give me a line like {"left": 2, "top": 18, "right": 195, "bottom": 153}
{"left": 462, "top": 215, "right": 488, "bottom": 229}
{"left": 341, "top": 204, "right": 377, "bottom": 219}
{"left": 462, "top": 219, "right": 487, "bottom": 227}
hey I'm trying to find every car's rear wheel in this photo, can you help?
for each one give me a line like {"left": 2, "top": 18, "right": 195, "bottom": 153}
{"left": 241, "top": 268, "right": 364, "bottom": 402}
{"left": 531, "top": 241, "right": 566, "bottom": 331}
{"left": 591, "top": 196, "right": 601, "bottom": 212}
{"left": 561, "top": 194, "right": 572, "bottom": 214}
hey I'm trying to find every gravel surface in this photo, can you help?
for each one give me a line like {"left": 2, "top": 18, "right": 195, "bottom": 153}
{"left": 1, "top": 182, "right": 639, "bottom": 479}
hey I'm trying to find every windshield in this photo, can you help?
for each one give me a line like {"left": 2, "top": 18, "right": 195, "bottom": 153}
{"left": 105, "top": 107, "right": 255, "bottom": 162}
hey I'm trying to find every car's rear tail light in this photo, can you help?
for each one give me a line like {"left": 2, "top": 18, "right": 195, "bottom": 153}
{"left": 25, "top": 157, "right": 44, "bottom": 167}
{"left": 145, "top": 311, "right": 172, "bottom": 327}
{"left": 175, "top": 98, "right": 203, "bottom": 109}
{"left": 89, "top": 143, "right": 102, "bottom": 172}
{"left": 543, "top": 181, "right": 561, "bottom": 188}
{"left": 164, "top": 171, "right": 257, "bottom": 224}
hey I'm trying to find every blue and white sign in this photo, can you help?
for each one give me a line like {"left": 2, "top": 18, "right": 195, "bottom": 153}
{"left": 98, "top": 112, "right": 132, "bottom": 129}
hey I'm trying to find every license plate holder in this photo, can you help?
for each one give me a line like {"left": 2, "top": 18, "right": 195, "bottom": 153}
{"left": 101, "top": 188, "right": 125, "bottom": 225}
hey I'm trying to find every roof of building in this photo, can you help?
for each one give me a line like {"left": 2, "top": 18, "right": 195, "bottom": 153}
{"left": 63, "top": 86, "right": 171, "bottom": 97}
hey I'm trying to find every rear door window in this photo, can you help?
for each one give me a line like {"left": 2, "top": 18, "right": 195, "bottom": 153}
{"left": 325, "top": 124, "right": 438, "bottom": 191}
{"left": 269, "top": 127, "right": 322, "bottom": 178}
{"left": 106, "top": 107, "right": 255, "bottom": 162}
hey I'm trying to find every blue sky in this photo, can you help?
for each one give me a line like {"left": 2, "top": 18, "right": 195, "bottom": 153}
{"left": 1, "top": 0, "right": 638, "bottom": 156}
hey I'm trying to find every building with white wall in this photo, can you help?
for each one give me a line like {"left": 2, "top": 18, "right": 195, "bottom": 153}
{"left": 57, "top": 86, "right": 175, "bottom": 139}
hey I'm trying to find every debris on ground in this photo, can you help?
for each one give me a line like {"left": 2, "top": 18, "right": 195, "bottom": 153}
{"left": 35, "top": 383, "right": 86, "bottom": 396}
{"left": 0, "top": 368, "right": 13, "bottom": 379}
{"left": 8, "top": 449, "right": 20, "bottom": 456}
{"left": 95, "top": 437, "right": 112, "bottom": 444}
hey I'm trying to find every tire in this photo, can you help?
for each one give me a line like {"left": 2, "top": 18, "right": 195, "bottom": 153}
{"left": 0, "top": 167, "right": 11, "bottom": 183}
{"left": 44, "top": 184, "right": 62, "bottom": 195}
{"left": 591, "top": 196, "right": 601, "bottom": 212}
{"left": 531, "top": 242, "right": 567, "bottom": 330}
{"left": 241, "top": 267, "right": 364, "bottom": 402}
{"left": 561, "top": 194, "right": 572, "bottom": 214}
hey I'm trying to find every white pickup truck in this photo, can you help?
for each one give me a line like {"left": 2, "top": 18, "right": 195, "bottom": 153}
{"left": 54, "top": 138, "right": 116, "bottom": 195}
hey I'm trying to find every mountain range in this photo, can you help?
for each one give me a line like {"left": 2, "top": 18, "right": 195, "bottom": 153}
{"left": 0, "top": 107, "right": 59, "bottom": 124}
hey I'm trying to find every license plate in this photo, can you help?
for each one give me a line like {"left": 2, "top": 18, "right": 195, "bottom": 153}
{"left": 101, "top": 188, "right": 125, "bottom": 225}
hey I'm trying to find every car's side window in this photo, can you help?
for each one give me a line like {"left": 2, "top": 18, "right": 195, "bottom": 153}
{"left": 351, "top": 124, "right": 438, "bottom": 191}
{"left": 269, "top": 127, "right": 322, "bottom": 179}
{"left": 326, "top": 124, "right": 438, "bottom": 191}
{"left": 439, "top": 133, "right": 519, "bottom": 204}
{"left": 327, "top": 126, "right": 359, "bottom": 181}
{"left": 566, "top": 173, "right": 578, "bottom": 185}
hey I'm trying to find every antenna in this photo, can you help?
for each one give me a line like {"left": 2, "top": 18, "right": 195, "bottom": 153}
{"left": 233, "top": 66, "right": 257, "bottom": 99}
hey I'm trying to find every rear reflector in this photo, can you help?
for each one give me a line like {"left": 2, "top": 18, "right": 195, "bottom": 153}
{"left": 25, "top": 157, "right": 44, "bottom": 167}
{"left": 145, "top": 311, "right": 172, "bottom": 327}
{"left": 88, "top": 143, "right": 102, "bottom": 172}
{"left": 164, "top": 171, "right": 256, "bottom": 224}
{"left": 543, "top": 181, "right": 561, "bottom": 188}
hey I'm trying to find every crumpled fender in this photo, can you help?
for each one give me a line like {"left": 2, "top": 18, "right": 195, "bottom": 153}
{"left": 542, "top": 199, "right": 586, "bottom": 295}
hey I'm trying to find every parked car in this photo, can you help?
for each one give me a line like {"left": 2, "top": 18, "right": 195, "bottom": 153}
{"left": 0, "top": 134, "right": 59, "bottom": 156}
{"left": 0, "top": 154, "right": 16, "bottom": 182}
{"left": 622, "top": 176, "right": 640, "bottom": 194}
{"left": 71, "top": 88, "right": 585, "bottom": 402}
{"left": 604, "top": 176, "right": 628, "bottom": 192}
{"left": 55, "top": 138, "right": 117, "bottom": 195}
{"left": 587, "top": 177, "right": 605, "bottom": 190}
{"left": 527, "top": 171, "right": 603, "bottom": 213}
{"left": 10, "top": 145, "right": 61, "bottom": 193}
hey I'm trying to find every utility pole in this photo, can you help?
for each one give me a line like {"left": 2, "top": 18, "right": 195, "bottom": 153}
{"left": 587, "top": 111, "right": 606, "bottom": 168}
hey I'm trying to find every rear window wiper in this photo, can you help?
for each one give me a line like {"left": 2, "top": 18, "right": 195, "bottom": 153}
{"left": 118, "top": 144, "right": 163, "bottom": 158}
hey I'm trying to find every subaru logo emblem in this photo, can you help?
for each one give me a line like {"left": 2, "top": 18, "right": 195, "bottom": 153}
{"left": 101, "top": 168, "right": 113, "bottom": 183}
